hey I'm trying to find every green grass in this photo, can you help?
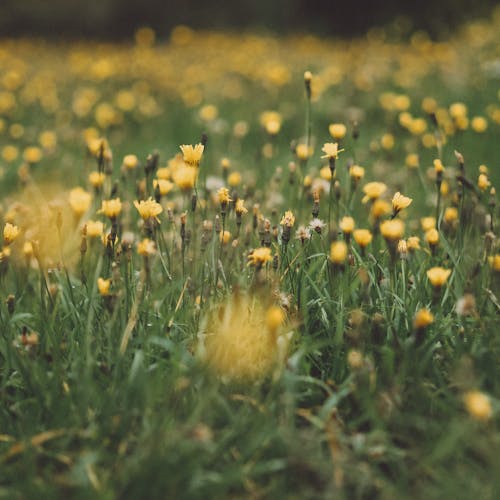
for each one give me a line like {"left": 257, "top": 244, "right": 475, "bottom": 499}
{"left": 0, "top": 22, "right": 499, "bottom": 499}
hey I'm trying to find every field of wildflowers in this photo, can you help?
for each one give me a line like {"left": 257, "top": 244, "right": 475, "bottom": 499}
{"left": 0, "top": 13, "right": 499, "bottom": 499}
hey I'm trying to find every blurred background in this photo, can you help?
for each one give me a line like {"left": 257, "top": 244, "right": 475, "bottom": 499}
{"left": 0, "top": 0, "right": 497, "bottom": 39}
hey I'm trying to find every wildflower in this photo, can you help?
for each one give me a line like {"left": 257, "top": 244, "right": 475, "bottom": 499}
{"left": 339, "top": 216, "right": 355, "bottom": 235}
{"left": 427, "top": 267, "right": 451, "bottom": 288}
{"left": 69, "top": 187, "right": 92, "bottom": 217}
{"left": 421, "top": 217, "right": 436, "bottom": 231}
{"left": 397, "top": 239, "right": 408, "bottom": 259}
{"left": 471, "top": 116, "right": 488, "bottom": 133}
{"left": 199, "top": 294, "right": 289, "bottom": 381}
{"left": 153, "top": 179, "right": 174, "bottom": 196}
{"left": 362, "top": 182, "right": 387, "bottom": 204}
{"left": 488, "top": 254, "right": 500, "bottom": 272}
{"left": 295, "top": 225, "right": 311, "bottom": 243}
{"left": 227, "top": 172, "right": 241, "bottom": 187}
{"left": 98, "top": 198, "right": 122, "bottom": 219}
{"left": 433, "top": 159, "right": 444, "bottom": 175}
{"left": 180, "top": 143, "right": 204, "bottom": 167}
{"left": 122, "top": 154, "right": 139, "bottom": 170}
{"left": 280, "top": 210, "right": 295, "bottom": 228}
{"left": 3, "top": 223, "right": 20, "bottom": 245}
{"left": 456, "top": 293, "right": 476, "bottom": 316}
{"left": 478, "top": 173, "right": 490, "bottom": 191}
{"left": 296, "top": 143, "right": 312, "bottom": 161}
{"left": 86, "top": 220, "right": 104, "bottom": 238}
{"left": 173, "top": 166, "right": 197, "bottom": 191}
{"left": 134, "top": 197, "right": 163, "bottom": 222}
{"left": 266, "top": 306, "right": 285, "bottom": 336}
{"left": 97, "top": 277, "right": 111, "bottom": 296}
{"left": 407, "top": 236, "right": 421, "bottom": 251}
{"left": 443, "top": 207, "right": 458, "bottom": 225}
{"left": 414, "top": 308, "right": 434, "bottom": 329}
{"left": 321, "top": 142, "right": 343, "bottom": 160}
{"left": 463, "top": 391, "right": 492, "bottom": 422}
{"left": 137, "top": 238, "right": 156, "bottom": 256}
{"left": 405, "top": 153, "right": 419, "bottom": 169}
{"left": 235, "top": 199, "right": 248, "bottom": 216}
{"left": 219, "top": 230, "right": 231, "bottom": 244}
{"left": 23, "top": 241, "right": 34, "bottom": 258}
{"left": 89, "top": 171, "right": 106, "bottom": 188}
{"left": 392, "top": 192, "right": 412, "bottom": 216}
{"left": 329, "top": 123, "right": 347, "bottom": 141}
{"left": 349, "top": 165, "right": 365, "bottom": 183}
{"left": 425, "top": 228, "right": 439, "bottom": 247}
{"left": 380, "top": 219, "right": 405, "bottom": 241}
{"left": 370, "top": 199, "right": 391, "bottom": 220}
{"left": 23, "top": 146, "right": 43, "bottom": 164}
{"left": 248, "top": 247, "right": 273, "bottom": 268}
{"left": 330, "top": 241, "right": 348, "bottom": 265}
{"left": 380, "top": 133, "right": 394, "bottom": 150}
{"left": 217, "top": 187, "right": 231, "bottom": 206}
{"left": 309, "top": 218, "right": 326, "bottom": 234}
{"left": 353, "top": 229, "right": 373, "bottom": 248}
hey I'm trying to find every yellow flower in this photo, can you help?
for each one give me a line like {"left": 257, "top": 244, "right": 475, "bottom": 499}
{"left": 471, "top": 116, "right": 488, "bottom": 133}
{"left": 97, "top": 277, "right": 111, "bottom": 296}
{"left": 370, "top": 199, "right": 391, "bottom": 220}
{"left": 407, "top": 236, "right": 421, "bottom": 251}
{"left": 426, "top": 267, "right": 451, "bottom": 287}
{"left": 89, "top": 171, "right": 106, "bottom": 188}
{"left": 353, "top": 229, "right": 373, "bottom": 248}
{"left": 321, "top": 142, "right": 343, "bottom": 160}
{"left": 444, "top": 207, "right": 458, "bottom": 224}
{"left": 180, "top": 143, "right": 204, "bottom": 167}
{"left": 173, "top": 165, "right": 197, "bottom": 191}
{"left": 86, "top": 220, "right": 104, "bottom": 238}
{"left": 339, "top": 216, "right": 355, "bottom": 234}
{"left": 463, "top": 391, "right": 492, "bottom": 422}
{"left": 405, "top": 153, "right": 419, "bottom": 169}
{"left": 69, "top": 187, "right": 92, "bottom": 217}
{"left": 296, "top": 143, "right": 313, "bottom": 161}
{"left": 23, "top": 146, "right": 43, "bottom": 164}
{"left": 488, "top": 254, "right": 500, "bottom": 272}
{"left": 425, "top": 228, "right": 439, "bottom": 246}
{"left": 478, "top": 173, "right": 490, "bottom": 191}
{"left": 227, "top": 171, "right": 242, "bottom": 187}
{"left": 362, "top": 182, "right": 387, "bottom": 203}
{"left": 433, "top": 159, "right": 444, "bottom": 174}
{"left": 153, "top": 179, "right": 174, "bottom": 196}
{"left": 122, "top": 154, "right": 139, "bottom": 170}
{"left": 219, "top": 230, "right": 231, "bottom": 244}
{"left": 421, "top": 217, "right": 436, "bottom": 231}
{"left": 392, "top": 192, "right": 413, "bottom": 215}
{"left": 380, "top": 219, "right": 405, "bottom": 241}
{"left": 137, "top": 238, "right": 156, "bottom": 256}
{"left": 134, "top": 197, "right": 163, "bottom": 221}
{"left": 280, "top": 210, "right": 295, "bottom": 228}
{"left": 98, "top": 198, "right": 122, "bottom": 219}
{"left": 3, "top": 222, "right": 20, "bottom": 244}
{"left": 380, "top": 133, "right": 394, "bottom": 150}
{"left": 413, "top": 308, "right": 434, "bottom": 329}
{"left": 217, "top": 187, "right": 232, "bottom": 206}
{"left": 266, "top": 306, "right": 285, "bottom": 336}
{"left": 349, "top": 165, "right": 365, "bottom": 181}
{"left": 330, "top": 241, "right": 348, "bottom": 264}
{"left": 199, "top": 294, "right": 289, "bottom": 381}
{"left": 235, "top": 199, "right": 248, "bottom": 215}
{"left": 328, "top": 123, "right": 347, "bottom": 140}
{"left": 248, "top": 247, "right": 273, "bottom": 267}
{"left": 23, "top": 241, "right": 34, "bottom": 258}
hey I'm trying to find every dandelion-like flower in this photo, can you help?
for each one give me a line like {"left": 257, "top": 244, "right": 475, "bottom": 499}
{"left": 328, "top": 123, "right": 347, "bottom": 141}
{"left": 330, "top": 241, "right": 348, "bottom": 264}
{"left": 134, "top": 197, "right": 163, "bottom": 222}
{"left": 321, "top": 142, "right": 343, "bottom": 160}
{"left": 98, "top": 198, "right": 122, "bottom": 219}
{"left": 353, "top": 229, "right": 373, "bottom": 248}
{"left": 463, "top": 391, "right": 492, "bottom": 422}
{"left": 426, "top": 267, "right": 451, "bottom": 288}
{"left": 69, "top": 187, "right": 92, "bottom": 217}
{"left": 217, "top": 187, "right": 231, "bottom": 206}
{"left": 380, "top": 219, "right": 405, "bottom": 241}
{"left": 413, "top": 308, "right": 434, "bottom": 329}
{"left": 339, "top": 216, "right": 355, "bottom": 234}
{"left": 180, "top": 143, "right": 204, "bottom": 167}
{"left": 248, "top": 247, "right": 273, "bottom": 268}
{"left": 137, "top": 238, "right": 156, "bottom": 256}
{"left": 3, "top": 223, "right": 20, "bottom": 245}
{"left": 86, "top": 220, "right": 104, "bottom": 238}
{"left": 235, "top": 199, "right": 248, "bottom": 216}
{"left": 280, "top": 210, "right": 295, "bottom": 228}
{"left": 97, "top": 277, "right": 111, "bottom": 296}
{"left": 362, "top": 182, "right": 387, "bottom": 204}
{"left": 392, "top": 192, "right": 412, "bottom": 216}
{"left": 173, "top": 165, "right": 197, "bottom": 191}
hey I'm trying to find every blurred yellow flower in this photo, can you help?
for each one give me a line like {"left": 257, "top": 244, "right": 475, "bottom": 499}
{"left": 99, "top": 198, "right": 122, "bottom": 219}
{"left": 330, "top": 241, "right": 348, "bottom": 264}
{"left": 134, "top": 197, "right": 163, "bottom": 221}
{"left": 380, "top": 219, "right": 405, "bottom": 241}
{"left": 353, "top": 229, "right": 373, "bottom": 248}
{"left": 3, "top": 223, "right": 20, "bottom": 244}
{"left": 248, "top": 247, "right": 273, "bottom": 267}
{"left": 362, "top": 182, "right": 387, "bottom": 203}
{"left": 69, "top": 187, "right": 92, "bottom": 217}
{"left": 463, "top": 390, "right": 492, "bottom": 422}
{"left": 426, "top": 267, "right": 451, "bottom": 287}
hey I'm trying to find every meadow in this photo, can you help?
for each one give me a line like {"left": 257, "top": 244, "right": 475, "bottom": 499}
{"left": 0, "top": 13, "right": 499, "bottom": 499}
